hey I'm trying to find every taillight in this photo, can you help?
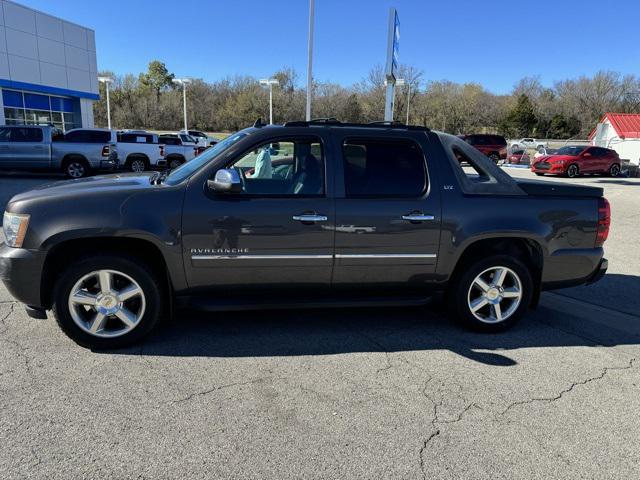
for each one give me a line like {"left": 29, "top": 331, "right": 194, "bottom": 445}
{"left": 595, "top": 197, "right": 610, "bottom": 247}
{"left": 159, "top": 145, "right": 165, "bottom": 157}
{"left": 101, "top": 145, "right": 110, "bottom": 157}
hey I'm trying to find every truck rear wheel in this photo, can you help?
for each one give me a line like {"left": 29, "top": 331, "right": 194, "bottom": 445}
{"left": 52, "top": 255, "right": 162, "bottom": 349}
{"left": 63, "top": 157, "right": 91, "bottom": 178}
{"left": 447, "top": 255, "right": 533, "bottom": 332}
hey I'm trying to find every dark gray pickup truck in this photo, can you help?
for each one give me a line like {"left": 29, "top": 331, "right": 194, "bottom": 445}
{"left": 0, "top": 120, "right": 609, "bottom": 349}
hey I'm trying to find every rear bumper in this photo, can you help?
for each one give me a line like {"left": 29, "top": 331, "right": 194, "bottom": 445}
{"left": 0, "top": 243, "right": 46, "bottom": 308}
{"left": 586, "top": 258, "right": 608, "bottom": 285}
{"left": 541, "top": 248, "right": 607, "bottom": 290}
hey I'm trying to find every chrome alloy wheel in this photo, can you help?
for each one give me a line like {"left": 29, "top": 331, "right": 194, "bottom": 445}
{"left": 68, "top": 270, "right": 146, "bottom": 338}
{"left": 467, "top": 266, "right": 522, "bottom": 324}
{"left": 67, "top": 162, "right": 86, "bottom": 178}
{"left": 130, "top": 159, "right": 146, "bottom": 172}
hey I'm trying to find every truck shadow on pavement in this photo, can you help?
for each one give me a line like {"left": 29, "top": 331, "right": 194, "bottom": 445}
{"left": 105, "top": 277, "right": 640, "bottom": 367}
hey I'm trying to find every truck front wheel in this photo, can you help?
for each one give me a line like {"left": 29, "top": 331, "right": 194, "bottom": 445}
{"left": 52, "top": 255, "right": 162, "bottom": 349}
{"left": 447, "top": 255, "right": 533, "bottom": 332}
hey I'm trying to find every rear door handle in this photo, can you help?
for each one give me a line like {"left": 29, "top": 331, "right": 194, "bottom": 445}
{"left": 293, "top": 214, "right": 328, "bottom": 223}
{"left": 402, "top": 213, "right": 434, "bottom": 222}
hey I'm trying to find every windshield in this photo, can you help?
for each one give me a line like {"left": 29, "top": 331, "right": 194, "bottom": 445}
{"left": 556, "top": 146, "right": 587, "bottom": 156}
{"left": 164, "top": 131, "right": 249, "bottom": 185}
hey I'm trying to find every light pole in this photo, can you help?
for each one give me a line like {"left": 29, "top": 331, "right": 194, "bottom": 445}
{"left": 395, "top": 78, "right": 412, "bottom": 124}
{"left": 259, "top": 78, "right": 279, "bottom": 124}
{"left": 172, "top": 78, "right": 192, "bottom": 131}
{"left": 98, "top": 76, "right": 113, "bottom": 129}
{"left": 305, "top": 0, "right": 315, "bottom": 121}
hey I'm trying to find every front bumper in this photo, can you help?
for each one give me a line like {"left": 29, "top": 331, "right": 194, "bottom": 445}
{"left": 531, "top": 162, "right": 565, "bottom": 174}
{"left": 0, "top": 243, "right": 46, "bottom": 308}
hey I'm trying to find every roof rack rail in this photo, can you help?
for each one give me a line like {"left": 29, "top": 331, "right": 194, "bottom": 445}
{"left": 284, "top": 118, "right": 341, "bottom": 127}
{"left": 253, "top": 118, "right": 267, "bottom": 128}
{"left": 283, "top": 119, "right": 430, "bottom": 131}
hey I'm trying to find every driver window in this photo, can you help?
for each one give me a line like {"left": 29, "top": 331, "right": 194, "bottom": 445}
{"left": 230, "top": 139, "right": 324, "bottom": 196}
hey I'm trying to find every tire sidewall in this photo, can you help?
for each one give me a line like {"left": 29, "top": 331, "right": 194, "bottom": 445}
{"left": 128, "top": 157, "right": 147, "bottom": 172}
{"left": 566, "top": 164, "right": 579, "bottom": 178}
{"left": 609, "top": 163, "right": 620, "bottom": 177}
{"left": 52, "top": 255, "right": 162, "bottom": 349}
{"left": 65, "top": 159, "right": 90, "bottom": 178}
{"left": 448, "top": 254, "right": 533, "bottom": 332}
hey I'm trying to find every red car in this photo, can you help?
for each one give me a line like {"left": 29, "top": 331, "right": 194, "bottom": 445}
{"left": 531, "top": 145, "right": 621, "bottom": 178}
{"left": 508, "top": 149, "right": 530, "bottom": 165}
{"left": 459, "top": 134, "right": 507, "bottom": 163}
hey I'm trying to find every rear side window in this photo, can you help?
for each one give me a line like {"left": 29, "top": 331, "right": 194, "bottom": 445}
{"left": 65, "top": 130, "right": 111, "bottom": 143}
{"left": 491, "top": 135, "right": 507, "bottom": 146}
{"left": 159, "top": 136, "right": 180, "bottom": 145}
{"left": 10, "top": 127, "right": 43, "bottom": 142}
{"left": 342, "top": 139, "right": 427, "bottom": 197}
{"left": 118, "top": 133, "right": 155, "bottom": 143}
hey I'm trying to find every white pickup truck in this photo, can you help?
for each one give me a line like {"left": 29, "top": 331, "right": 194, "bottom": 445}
{"left": 62, "top": 128, "right": 166, "bottom": 172}
{"left": 179, "top": 129, "right": 217, "bottom": 148}
{"left": 158, "top": 133, "right": 202, "bottom": 169}
{"left": 115, "top": 130, "right": 166, "bottom": 171}
{"left": 510, "top": 138, "right": 548, "bottom": 152}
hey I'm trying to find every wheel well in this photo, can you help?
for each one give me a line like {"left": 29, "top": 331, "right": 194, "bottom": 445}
{"left": 451, "top": 237, "right": 543, "bottom": 303}
{"left": 41, "top": 237, "right": 171, "bottom": 308}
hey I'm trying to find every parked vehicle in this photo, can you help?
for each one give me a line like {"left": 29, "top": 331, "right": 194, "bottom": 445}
{"left": 0, "top": 125, "right": 117, "bottom": 178}
{"left": 533, "top": 147, "right": 558, "bottom": 159}
{"left": 511, "top": 138, "right": 548, "bottom": 151}
{"left": 459, "top": 134, "right": 507, "bottom": 163}
{"left": 531, "top": 145, "right": 621, "bottom": 178}
{"left": 158, "top": 134, "right": 201, "bottom": 169}
{"left": 180, "top": 130, "right": 217, "bottom": 147}
{"left": 57, "top": 128, "right": 166, "bottom": 172}
{"left": 116, "top": 130, "right": 166, "bottom": 172}
{"left": 0, "top": 120, "right": 609, "bottom": 349}
{"left": 507, "top": 149, "right": 530, "bottom": 165}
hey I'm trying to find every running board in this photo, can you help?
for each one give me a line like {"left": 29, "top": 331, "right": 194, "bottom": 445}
{"left": 177, "top": 295, "right": 432, "bottom": 312}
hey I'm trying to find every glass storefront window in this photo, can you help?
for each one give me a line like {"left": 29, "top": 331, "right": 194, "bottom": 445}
{"left": 24, "top": 109, "right": 52, "bottom": 125}
{"left": 2, "top": 89, "right": 80, "bottom": 131}
{"left": 4, "top": 107, "right": 25, "bottom": 124}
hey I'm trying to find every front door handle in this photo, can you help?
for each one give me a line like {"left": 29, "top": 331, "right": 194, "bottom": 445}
{"left": 402, "top": 213, "right": 435, "bottom": 222}
{"left": 293, "top": 214, "right": 328, "bottom": 223}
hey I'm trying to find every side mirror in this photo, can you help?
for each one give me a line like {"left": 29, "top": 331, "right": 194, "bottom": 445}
{"left": 208, "top": 168, "right": 242, "bottom": 193}
{"left": 582, "top": 152, "right": 592, "bottom": 158}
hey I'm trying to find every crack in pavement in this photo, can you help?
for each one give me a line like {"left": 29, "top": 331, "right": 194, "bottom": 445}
{"left": 501, "top": 358, "right": 637, "bottom": 415}
{"left": 418, "top": 377, "right": 482, "bottom": 479}
{"left": 170, "top": 377, "right": 272, "bottom": 404}
{"left": 0, "top": 302, "right": 16, "bottom": 335}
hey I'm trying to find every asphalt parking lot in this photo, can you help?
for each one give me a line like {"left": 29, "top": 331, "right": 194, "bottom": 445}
{"left": 1, "top": 169, "right": 639, "bottom": 479}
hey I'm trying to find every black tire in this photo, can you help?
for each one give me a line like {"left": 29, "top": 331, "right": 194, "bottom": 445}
{"left": 126, "top": 156, "right": 149, "bottom": 172}
{"left": 608, "top": 163, "right": 620, "bottom": 177}
{"left": 52, "top": 255, "right": 163, "bottom": 349}
{"left": 566, "top": 163, "right": 579, "bottom": 178}
{"left": 168, "top": 157, "right": 184, "bottom": 169}
{"left": 534, "top": 172, "right": 545, "bottom": 176}
{"left": 63, "top": 157, "right": 91, "bottom": 178}
{"left": 447, "top": 254, "right": 533, "bottom": 332}
{"left": 489, "top": 153, "right": 500, "bottom": 163}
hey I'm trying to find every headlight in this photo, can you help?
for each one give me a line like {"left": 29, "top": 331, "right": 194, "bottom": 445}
{"left": 2, "top": 212, "right": 30, "bottom": 248}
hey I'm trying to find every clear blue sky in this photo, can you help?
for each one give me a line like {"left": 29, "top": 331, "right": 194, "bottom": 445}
{"left": 17, "top": 0, "right": 640, "bottom": 94}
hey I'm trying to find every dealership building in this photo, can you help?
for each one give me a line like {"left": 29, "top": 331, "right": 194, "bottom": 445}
{"left": 0, "top": 0, "right": 98, "bottom": 131}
